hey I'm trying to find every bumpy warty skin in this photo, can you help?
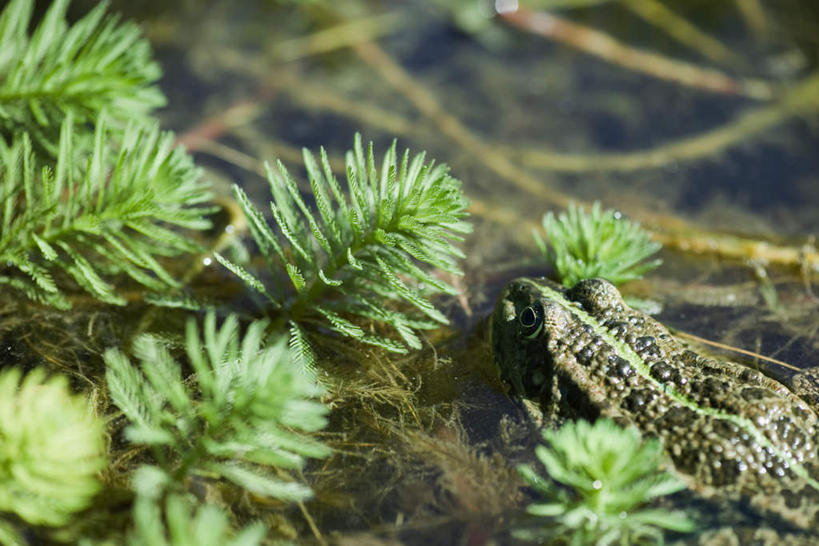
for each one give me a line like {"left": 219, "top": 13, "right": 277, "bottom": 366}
{"left": 492, "top": 277, "right": 819, "bottom": 529}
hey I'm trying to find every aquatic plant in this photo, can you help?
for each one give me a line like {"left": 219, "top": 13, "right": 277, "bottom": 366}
{"left": 104, "top": 312, "right": 330, "bottom": 502}
{"left": 0, "top": 0, "right": 212, "bottom": 308}
{"left": 0, "top": 115, "right": 212, "bottom": 308}
{"left": 0, "top": 368, "right": 106, "bottom": 536}
{"left": 0, "top": 0, "right": 164, "bottom": 155}
{"left": 128, "top": 467, "right": 265, "bottom": 546}
{"left": 534, "top": 202, "right": 661, "bottom": 287}
{"left": 215, "top": 134, "right": 471, "bottom": 358}
{"left": 515, "top": 419, "right": 695, "bottom": 545}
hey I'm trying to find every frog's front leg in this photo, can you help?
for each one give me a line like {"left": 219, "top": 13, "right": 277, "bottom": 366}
{"left": 518, "top": 369, "right": 566, "bottom": 431}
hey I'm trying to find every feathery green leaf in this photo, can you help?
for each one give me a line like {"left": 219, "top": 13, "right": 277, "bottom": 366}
{"left": 217, "top": 133, "right": 471, "bottom": 353}
{"left": 0, "top": 367, "right": 106, "bottom": 527}
{"left": 0, "top": 0, "right": 165, "bottom": 156}
{"left": 128, "top": 484, "right": 266, "bottom": 546}
{"left": 104, "top": 311, "right": 330, "bottom": 501}
{"left": 514, "top": 419, "right": 695, "bottom": 544}
{"left": 536, "top": 202, "right": 662, "bottom": 287}
{"left": 0, "top": 115, "right": 213, "bottom": 306}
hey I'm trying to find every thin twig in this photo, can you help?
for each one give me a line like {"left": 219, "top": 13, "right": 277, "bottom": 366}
{"left": 528, "top": 0, "right": 615, "bottom": 7}
{"left": 735, "top": 0, "right": 770, "bottom": 38}
{"left": 210, "top": 47, "right": 416, "bottom": 137}
{"left": 352, "top": 39, "right": 574, "bottom": 209}
{"left": 674, "top": 329, "right": 801, "bottom": 372}
{"left": 269, "top": 12, "right": 401, "bottom": 62}
{"left": 175, "top": 12, "right": 404, "bottom": 151}
{"left": 277, "top": 76, "right": 414, "bottom": 136}
{"left": 508, "top": 73, "right": 819, "bottom": 172}
{"left": 622, "top": 0, "right": 743, "bottom": 67}
{"left": 175, "top": 97, "right": 271, "bottom": 151}
{"left": 230, "top": 124, "right": 346, "bottom": 173}
{"left": 298, "top": 501, "right": 327, "bottom": 546}
{"left": 196, "top": 140, "right": 266, "bottom": 177}
{"left": 499, "top": 7, "right": 774, "bottom": 99}
{"left": 650, "top": 228, "right": 819, "bottom": 272}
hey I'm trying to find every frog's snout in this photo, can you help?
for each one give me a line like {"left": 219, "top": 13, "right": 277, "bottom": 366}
{"left": 500, "top": 299, "right": 516, "bottom": 323}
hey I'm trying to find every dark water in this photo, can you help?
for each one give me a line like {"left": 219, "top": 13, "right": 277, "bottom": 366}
{"left": 85, "top": 0, "right": 819, "bottom": 543}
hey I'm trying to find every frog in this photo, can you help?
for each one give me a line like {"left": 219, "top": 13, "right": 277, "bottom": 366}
{"left": 490, "top": 276, "right": 819, "bottom": 537}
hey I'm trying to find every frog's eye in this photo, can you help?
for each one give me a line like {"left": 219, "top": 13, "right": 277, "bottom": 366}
{"left": 519, "top": 303, "right": 544, "bottom": 339}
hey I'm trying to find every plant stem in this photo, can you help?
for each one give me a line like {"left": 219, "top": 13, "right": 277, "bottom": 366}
{"left": 285, "top": 230, "right": 371, "bottom": 324}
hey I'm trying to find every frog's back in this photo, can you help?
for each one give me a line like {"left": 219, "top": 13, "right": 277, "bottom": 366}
{"left": 493, "top": 277, "right": 819, "bottom": 528}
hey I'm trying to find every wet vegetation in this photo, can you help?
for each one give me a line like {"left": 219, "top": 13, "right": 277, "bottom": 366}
{"left": 515, "top": 420, "right": 694, "bottom": 545}
{"left": 534, "top": 202, "right": 661, "bottom": 287}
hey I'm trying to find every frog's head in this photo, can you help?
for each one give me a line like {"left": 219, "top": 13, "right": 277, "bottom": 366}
{"left": 490, "top": 277, "right": 574, "bottom": 399}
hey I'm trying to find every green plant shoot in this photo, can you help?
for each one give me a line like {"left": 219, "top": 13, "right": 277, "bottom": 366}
{"left": 0, "top": 368, "right": 106, "bottom": 530}
{"left": 128, "top": 466, "right": 266, "bottom": 546}
{"left": 0, "top": 115, "right": 213, "bottom": 307}
{"left": 104, "top": 312, "right": 330, "bottom": 502}
{"left": 535, "top": 202, "right": 661, "bottom": 287}
{"left": 215, "top": 133, "right": 471, "bottom": 358}
{"left": 0, "top": 0, "right": 164, "bottom": 156}
{"left": 515, "top": 419, "right": 695, "bottom": 545}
